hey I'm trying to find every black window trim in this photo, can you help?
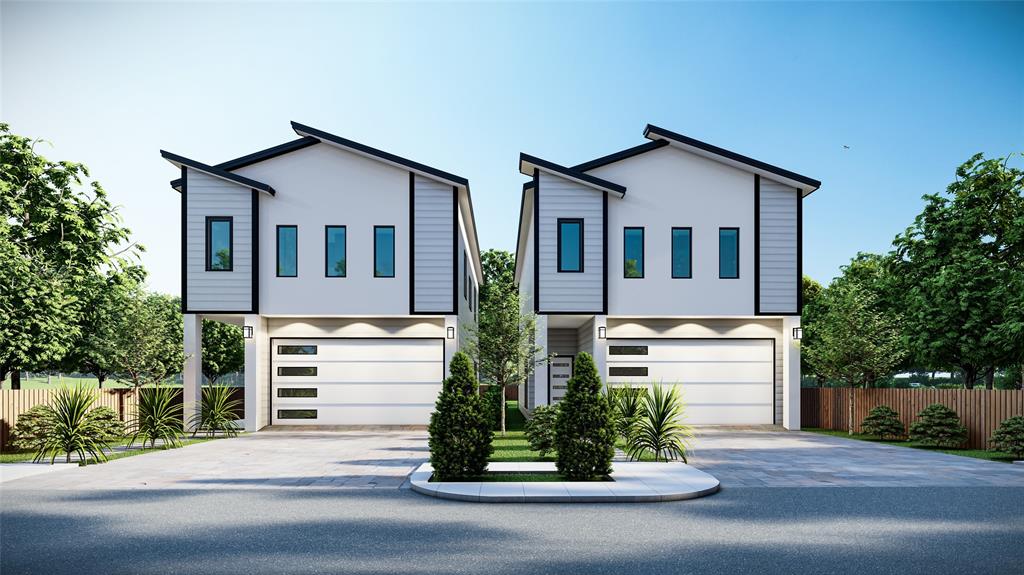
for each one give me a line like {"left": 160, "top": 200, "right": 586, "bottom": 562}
{"left": 277, "top": 409, "right": 318, "bottom": 420}
{"left": 671, "top": 227, "right": 693, "bottom": 279}
{"left": 623, "top": 226, "right": 645, "bottom": 279}
{"left": 719, "top": 227, "right": 740, "bottom": 279}
{"left": 204, "top": 216, "right": 234, "bottom": 272}
{"left": 609, "top": 366, "right": 649, "bottom": 377}
{"left": 276, "top": 366, "right": 318, "bottom": 377}
{"left": 277, "top": 345, "right": 317, "bottom": 355}
{"left": 276, "top": 224, "right": 298, "bottom": 278}
{"left": 609, "top": 345, "right": 649, "bottom": 356}
{"left": 324, "top": 225, "right": 347, "bottom": 278}
{"left": 374, "top": 225, "right": 396, "bottom": 278}
{"left": 276, "top": 388, "right": 318, "bottom": 398}
{"left": 556, "top": 218, "right": 585, "bottom": 273}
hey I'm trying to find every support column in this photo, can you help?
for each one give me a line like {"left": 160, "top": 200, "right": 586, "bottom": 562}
{"left": 782, "top": 316, "right": 801, "bottom": 430}
{"left": 183, "top": 314, "right": 203, "bottom": 431}
{"left": 243, "top": 314, "right": 265, "bottom": 432}
{"left": 444, "top": 315, "right": 458, "bottom": 377}
{"left": 534, "top": 314, "right": 549, "bottom": 406}
{"left": 591, "top": 315, "right": 608, "bottom": 387}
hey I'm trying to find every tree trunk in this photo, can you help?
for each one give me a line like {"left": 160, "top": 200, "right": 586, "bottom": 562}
{"left": 97, "top": 373, "right": 105, "bottom": 389}
{"left": 962, "top": 366, "right": 977, "bottom": 389}
{"left": 11, "top": 370, "right": 21, "bottom": 390}
{"left": 984, "top": 367, "right": 994, "bottom": 390}
{"left": 848, "top": 385, "right": 855, "bottom": 435}
{"left": 500, "top": 384, "right": 507, "bottom": 436}
{"left": 816, "top": 375, "right": 826, "bottom": 388}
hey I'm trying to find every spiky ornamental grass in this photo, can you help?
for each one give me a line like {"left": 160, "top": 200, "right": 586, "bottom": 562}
{"left": 428, "top": 352, "right": 493, "bottom": 481}
{"left": 909, "top": 403, "right": 968, "bottom": 448}
{"left": 609, "top": 385, "right": 646, "bottom": 441}
{"left": 989, "top": 416, "right": 1024, "bottom": 459}
{"left": 861, "top": 405, "right": 905, "bottom": 440}
{"left": 554, "top": 353, "right": 616, "bottom": 480}
{"left": 128, "top": 386, "right": 183, "bottom": 449}
{"left": 189, "top": 384, "right": 243, "bottom": 438}
{"left": 625, "top": 383, "right": 694, "bottom": 463}
{"left": 34, "top": 386, "right": 111, "bottom": 464}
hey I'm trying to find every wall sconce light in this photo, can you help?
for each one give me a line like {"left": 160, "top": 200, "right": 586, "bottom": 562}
{"left": 792, "top": 327, "right": 803, "bottom": 341}
{"left": 447, "top": 326, "right": 455, "bottom": 339}
{"left": 598, "top": 326, "right": 606, "bottom": 339}
{"left": 242, "top": 326, "right": 254, "bottom": 339}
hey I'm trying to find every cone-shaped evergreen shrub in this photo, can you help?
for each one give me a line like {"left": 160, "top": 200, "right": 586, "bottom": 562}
{"left": 428, "top": 352, "right": 493, "bottom": 480}
{"left": 989, "top": 416, "right": 1024, "bottom": 459}
{"left": 555, "top": 353, "right": 616, "bottom": 480}
{"left": 861, "top": 405, "right": 905, "bottom": 440}
{"left": 909, "top": 403, "right": 968, "bottom": 448}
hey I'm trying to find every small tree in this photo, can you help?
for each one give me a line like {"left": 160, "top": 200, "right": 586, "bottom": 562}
{"left": 989, "top": 416, "right": 1024, "bottom": 459}
{"left": 554, "top": 353, "right": 616, "bottom": 480}
{"left": 804, "top": 281, "right": 905, "bottom": 434}
{"left": 202, "top": 320, "right": 244, "bottom": 385}
{"left": 109, "top": 291, "right": 185, "bottom": 391}
{"left": 861, "top": 405, "right": 905, "bottom": 440}
{"left": 909, "top": 403, "right": 968, "bottom": 448}
{"left": 428, "top": 352, "right": 493, "bottom": 481}
{"left": 524, "top": 404, "right": 558, "bottom": 457}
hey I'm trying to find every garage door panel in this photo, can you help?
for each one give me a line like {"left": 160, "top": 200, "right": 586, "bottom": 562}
{"left": 684, "top": 405, "right": 772, "bottom": 425}
{"left": 609, "top": 362, "right": 772, "bottom": 384}
{"left": 614, "top": 340, "right": 772, "bottom": 362}
{"left": 275, "top": 339, "right": 440, "bottom": 362}
{"left": 277, "top": 383, "right": 443, "bottom": 405}
{"left": 276, "top": 362, "right": 443, "bottom": 383}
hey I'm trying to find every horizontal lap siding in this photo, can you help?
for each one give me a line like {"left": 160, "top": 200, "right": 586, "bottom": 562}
{"left": 801, "top": 388, "right": 1024, "bottom": 449}
{"left": 186, "top": 170, "right": 252, "bottom": 311}
{"left": 413, "top": 176, "right": 454, "bottom": 312}
{"left": 538, "top": 173, "right": 603, "bottom": 312}
{"left": 759, "top": 179, "right": 797, "bottom": 313}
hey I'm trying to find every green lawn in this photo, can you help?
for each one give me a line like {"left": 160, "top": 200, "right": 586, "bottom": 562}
{"left": 803, "top": 428, "right": 1018, "bottom": 463}
{"left": 1, "top": 436, "right": 225, "bottom": 466}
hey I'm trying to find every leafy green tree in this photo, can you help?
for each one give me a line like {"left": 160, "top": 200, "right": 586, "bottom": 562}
{"left": 891, "top": 153, "right": 1024, "bottom": 388}
{"left": 800, "top": 276, "right": 826, "bottom": 385}
{"left": 803, "top": 282, "right": 906, "bottom": 434}
{"left": 524, "top": 404, "right": 558, "bottom": 457}
{"left": 202, "top": 320, "right": 244, "bottom": 385}
{"left": 428, "top": 352, "right": 493, "bottom": 480}
{"left": 464, "top": 249, "right": 542, "bottom": 434}
{"left": 554, "top": 353, "right": 616, "bottom": 480}
{"left": 109, "top": 292, "right": 185, "bottom": 390}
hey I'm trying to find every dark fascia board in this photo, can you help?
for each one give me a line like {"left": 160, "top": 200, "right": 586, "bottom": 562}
{"left": 643, "top": 124, "right": 821, "bottom": 194}
{"left": 291, "top": 121, "right": 469, "bottom": 188}
{"left": 518, "top": 153, "right": 627, "bottom": 196}
{"left": 522, "top": 180, "right": 534, "bottom": 191}
{"left": 161, "top": 150, "right": 276, "bottom": 195}
{"left": 169, "top": 137, "right": 317, "bottom": 190}
{"left": 572, "top": 139, "right": 670, "bottom": 172}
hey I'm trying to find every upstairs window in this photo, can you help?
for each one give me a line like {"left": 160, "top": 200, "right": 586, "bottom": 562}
{"left": 557, "top": 218, "right": 583, "bottom": 272}
{"left": 672, "top": 227, "right": 692, "bottom": 279}
{"left": 277, "top": 225, "right": 298, "bottom": 277}
{"left": 374, "top": 226, "right": 395, "bottom": 278}
{"left": 325, "top": 226, "right": 346, "bottom": 277}
{"left": 719, "top": 227, "right": 740, "bottom": 279}
{"left": 623, "top": 227, "right": 644, "bottom": 278}
{"left": 205, "top": 217, "right": 233, "bottom": 271}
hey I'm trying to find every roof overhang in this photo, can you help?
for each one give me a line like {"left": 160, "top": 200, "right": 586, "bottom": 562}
{"left": 518, "top": 153, "right": 626, "bottom": 197}
{"left": 643, "top": 124, "right": 821, "bottom": 196}
{"left": 161, "top": 150, "right": 276, "bottom": 195}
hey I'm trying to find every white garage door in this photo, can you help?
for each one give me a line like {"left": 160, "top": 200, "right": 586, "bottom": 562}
{"left": 606, "top": 339, "right": 774, "bottom": 425}
{"left": 271, "top": 338, "right": 444, "bottom": 425}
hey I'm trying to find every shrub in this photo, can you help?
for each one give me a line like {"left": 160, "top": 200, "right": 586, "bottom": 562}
{"left": 428, "top": 352, "right": 493, "bottom": 480}
{"left": 861, "top": 405, "right": 904, "bottom": 440}
{"left": 35, "top": 386, "right": 111, "bottom": 464}
{"left": 89, "top": 407, "right": 125, "bottom": 443}
{"left": 989, "top": 416, "right": 1024, "bottom": 459}
{"left": 483, "top": 384, "right": 503, "bottom": 431}
{"left": 128, "top": 386, "right": 183, "bottom": 449}
{"left": 625, "top": 383, "right": 694, "bottom": 462}
{"left": 555, "top": 353, "right": 616, "bottom": 480}
{"left": 189, "top": 385, "right": 242, "bottom": 437}
{"left": 8, "top": 405, "right": 53, "bottom": 452}
{"left": 909, "top": 403, "right": 968, "bottom": 448}
{"left": 609, "top": 385, "right": 645, "bottom": 441}
{"left": 524, "top": 404, "right": 558, "bottom": 456}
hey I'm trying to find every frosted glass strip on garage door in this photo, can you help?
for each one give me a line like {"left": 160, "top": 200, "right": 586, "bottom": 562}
{"left": 606, "top": 339, "right": 773, "bottom": 425}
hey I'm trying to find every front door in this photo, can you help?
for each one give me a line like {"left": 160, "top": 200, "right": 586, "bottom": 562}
{"left": 548, "top": 355, "right": 574, "bottom": 405}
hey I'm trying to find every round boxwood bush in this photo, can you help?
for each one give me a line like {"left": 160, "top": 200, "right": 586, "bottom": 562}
{"left": 989, "top": 415, "right": 1024, "bottom": 459}
{"left": 524, "top": 404, "right": 558, "bottom": 457}
{"left": 8, "top": 405, "right": 53, "bottom": 452}
{"left": 909, "top": 403, "right": 968, "bottom": 448}
{"left": 554, "top": 352, "right": 616, "bottom": 480}
{"left": 861, "top": 405, "right": 904, "bottom": 440}
{"left": 428, "top": 352, "right": 493, "bottom": 481}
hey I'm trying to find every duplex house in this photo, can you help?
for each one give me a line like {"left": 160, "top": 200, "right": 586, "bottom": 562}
{"left": 162, "top": 122, "right": 481, "bottom": 430}
{"left": 515, "top": 125, "right": 820, "bottom": 429}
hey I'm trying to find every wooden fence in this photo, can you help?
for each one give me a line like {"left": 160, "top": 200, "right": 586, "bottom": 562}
{"left": 0, "top": 387, "right": 245, "bottom": 451}
{"left": 801, "top": 388, "right": 1024, "bottom": 449}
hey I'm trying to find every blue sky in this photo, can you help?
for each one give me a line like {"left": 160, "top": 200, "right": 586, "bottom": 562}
{"left": 3, "top": 1, "right": 1021, "bottom": 294}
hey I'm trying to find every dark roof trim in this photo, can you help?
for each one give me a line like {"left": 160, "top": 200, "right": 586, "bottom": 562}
{"left": 572, "top": 139, "right": 670, "bottom": 172}
{"left": 522, "top": 181, "right": 534, "bottom": 191}
{"left": 160, "top": 150, "right": 276, "bottom": 195}
{"left": 643, "top": 124, "right": 821, "bottom": 191}
{"left": 169, "top": 136, "right": 317, "bottom": 189}
{"left": 292, "top": 121, "right": 468, "bottom": 187}
{"left": 519, "top": 153, "right": 627, "bottom": 196}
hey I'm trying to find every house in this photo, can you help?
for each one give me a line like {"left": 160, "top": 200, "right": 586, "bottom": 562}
{"left": 514, "top": 125, "right": 820, "bottom": 429}
{"left": 162, "top": 122, "right": 481, "bottom": 430}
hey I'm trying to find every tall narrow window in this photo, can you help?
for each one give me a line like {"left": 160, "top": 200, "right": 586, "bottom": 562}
{"left": 623, "top": 227, "right": 644, "bottom": 278}
{"left": 464, "top": 252, "right": 469, "bottom": 300}
{"left": 325, "top": 226, "right": 346, "bottom": 277}
{"left": 557, "top": 218, "right": 583, "bottom": 272}
{"left": 672, "top": 227, "right": 692, "bottom": 279}
{"left": 374, "top": 226, "right": 395, "bottom": 278}
{"left": 277, "top": 225, "right": 297, "bottom": 277}
{"left": 719, "top": 227, "right": 739, "bottom": 279}
{"left": 205, "top": 217, "right": 233, "bottom": 271}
